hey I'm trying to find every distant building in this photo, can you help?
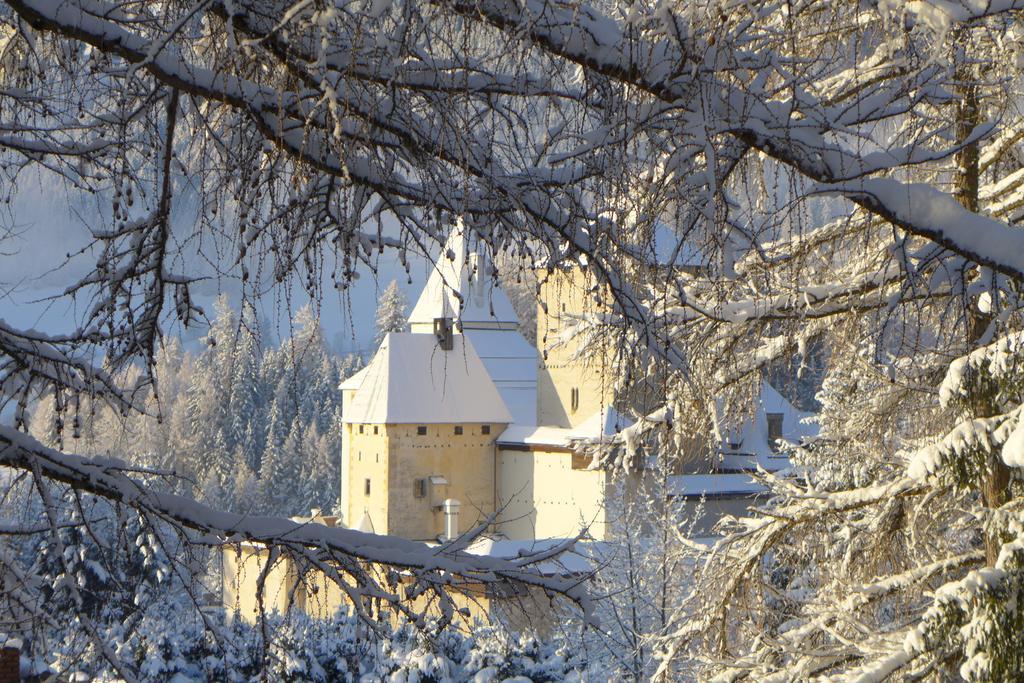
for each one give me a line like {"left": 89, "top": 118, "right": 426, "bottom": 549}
{"left": 223, "top": 224, "right": 817, "bottom": 626}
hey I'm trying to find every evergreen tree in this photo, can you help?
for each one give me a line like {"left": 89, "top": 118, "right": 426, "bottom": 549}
{"left": 373, "top": 280, "right": 409, "bottom": 348}
{"left": 227, "top": 305, "right": 261, "bottom": 452}
{"left": 239, "top": 421, "right": 262, "bottom": 473}
{"left": 259, "top": 417, "right": 307, "bottom": 516}
{"left": 208, "top": 428, "right": 234, "bottom": 501}
{"left": 199, "top": 465, "right": 226, "bottom": 508}
{"left": 299, "top": 422, "right": 341, "bottom": 514}
{"left": 231, "top": 448, "right": 259, "bottom": 515}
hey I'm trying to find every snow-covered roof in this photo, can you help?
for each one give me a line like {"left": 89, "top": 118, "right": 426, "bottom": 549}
{"left": 352, "top": 512, "right": 375, "bottom": 533}
{"left": 463, "top": 329, "right": 537, "bottom": 426}
{"left": 408, "top": 224, "right": 519, "bottom": 330}
{"left": 667, "top": 473, "right": 767, "bottom": 498}
{"left": 339, "top": 365, "right": 370, "bottom": 391}
{"left": 575, "top": 405, "right": 630, "bottom": 437}
{"left": 720, "top": 381, "right": 818, "bottom": 471}
{"left": 342, "top": 332, "right": 513, "bottom": 425}
{"left": 498, "top": 406, "right": 632, "bottom": 448}
{"left": 650, "top": 221, "right": 705, "bottom": 268}
{"left": 463, "top": 537, "right": 598, "bottom": 576}
{"left": 402, "top": 222, "right": 539, "bottom": 425}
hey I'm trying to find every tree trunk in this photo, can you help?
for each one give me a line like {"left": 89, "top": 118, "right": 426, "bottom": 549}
{"left": 954, "top": 37, "right": 1009, "bottom": 566}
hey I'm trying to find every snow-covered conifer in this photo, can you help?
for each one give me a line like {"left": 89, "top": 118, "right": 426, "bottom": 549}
{"left": 373, "top": 280, "right": 409, "bottom": 348}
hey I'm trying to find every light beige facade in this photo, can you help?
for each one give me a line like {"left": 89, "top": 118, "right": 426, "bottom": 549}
{"left": 535, "top": 267, "right": 617, "bottom": 428}
{"left": 496, "top": 447, "right": 610, "bottom": 540}
{"left": 222, "top": 534, "right": 564, "bottom": 635}
{"left": 346, "top": 422, "right": 504, "bottom": 540}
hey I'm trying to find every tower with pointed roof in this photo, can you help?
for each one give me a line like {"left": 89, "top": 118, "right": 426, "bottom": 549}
{"left": 408, "top": 224, "right": 538, "bottom": 425}
{"left": 341, "top": 332, "right": 511, "bottom": 540}
{"left": 340, "top": 224, "right": 627, "bottom": 542}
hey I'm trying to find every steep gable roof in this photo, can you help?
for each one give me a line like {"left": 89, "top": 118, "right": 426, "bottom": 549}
{"left": 341, "top": 332, "right": 512, "bottom": 424}
{"left": 408, "top": 225, "right": 519, "bottom": 330}
{"left": 463, "top": 328, "right": 538, "bottom": 426}
{"left": 719, "top": 381, "right": 819, "bottom": 471}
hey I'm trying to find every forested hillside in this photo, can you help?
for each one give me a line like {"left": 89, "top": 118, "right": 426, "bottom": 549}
{"left": 29, "top": 297, "right": 362, "bottom": 517}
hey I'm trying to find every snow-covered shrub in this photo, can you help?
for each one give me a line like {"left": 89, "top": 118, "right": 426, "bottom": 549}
{"left": 38, "top": 594, "right": 593, "bottom": 682}
{"left": 36, "top": 496, "right": 173, "bottom": 623}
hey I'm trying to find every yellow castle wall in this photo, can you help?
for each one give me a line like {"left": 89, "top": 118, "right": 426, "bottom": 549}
{"left": 337, "top": 387, "right": 359, "bottom": 525}
{"left": 346, "top": 422, "right": 504, "bottom": 541}
{"left": 345, "top": 423, "right": 391, "bottom": 534}
{"left": 496, "top": 447, "right": 610, "bottom": 541}
{"left": 222, "top": 544, "right": 299, "bottom": 621}
{"left": 535, "top": 267, "right": 617, "bottom": 428}
{"left": 221, "top": 543, "right": 565, "bottom": 636}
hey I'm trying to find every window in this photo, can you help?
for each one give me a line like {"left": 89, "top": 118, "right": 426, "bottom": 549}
{"left": 364, "top": 478, "right": 371, "bottom": 496}
{"left": 373, "top": 425, "right": 379, "bottom": 435}
{"left": 570, "top": 387, "right": 580, "bottom": 413}
{"left": 454, "top": 425, "right": 463, "bottom": 435}
{"left": 417, "top": 425, "right": 427, "bottom": 436}
{"left": 767, "top": 413, "right": 784, "bottom": 452}
{"left": 358, "top": 451, "right": 362, "bottom": 462}
{"left": 414, "top": 479, "right": 427, "bottom": 498}
{"left": 481, "top": 425, "right": 491, "bottom": 435}
{"left": 358, "top": 425, "right": 364, "bottom": 434}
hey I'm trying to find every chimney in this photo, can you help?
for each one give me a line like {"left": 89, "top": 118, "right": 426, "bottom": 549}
{"left": 442, "top": 498, "right": 461, "bottom": 541}
{"left": 433, "top": 317, "right": 454, "bottom": 351}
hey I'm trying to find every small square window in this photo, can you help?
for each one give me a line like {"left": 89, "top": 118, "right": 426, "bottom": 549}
{"left": 373, "top": 425, "right": 379, "bottom": 435}
{"left": 482, "top": 425, "right": 491, "bottom": 435}
{"left": 454, "top": 425, "right": 463, "bottom": 435}
{"left": 364, "top": 478, "right": 371, "bottom": 496}
{"left": 417, "top": 426, "right": 427, "bottom": 436}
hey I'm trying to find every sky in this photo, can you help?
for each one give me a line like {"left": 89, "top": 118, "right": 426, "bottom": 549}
{"left": 0, "top": 169, "right": 433, "bottom": 359}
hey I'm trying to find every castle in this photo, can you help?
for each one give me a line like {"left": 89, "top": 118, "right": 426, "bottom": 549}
{"left": 222, "top": 226, "right": 816, "bottom": 624}
{"left": 337, "top": 226, "right": 815, "bottom": 543}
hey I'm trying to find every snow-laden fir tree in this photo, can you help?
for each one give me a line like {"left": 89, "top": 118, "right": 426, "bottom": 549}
{"left": 11, "top": 0, "right": 1024, "bottom": 675}
{"left": 25, "top": 303, "right": 354, "bottom": 518}
{"left": 258, "top": 417, "right": 308, "bottom": 516}
{"left": 373, "top": 280, "right": 409, "bottom": 348}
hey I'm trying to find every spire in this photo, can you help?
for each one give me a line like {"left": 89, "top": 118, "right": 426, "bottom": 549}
{"left": 408, "top": 220, "right": 519, "bottom": 332}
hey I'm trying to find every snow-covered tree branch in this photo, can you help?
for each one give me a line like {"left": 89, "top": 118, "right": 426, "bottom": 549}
{"left": 4, "top": 0, "right": 1024, "bottom": 677}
